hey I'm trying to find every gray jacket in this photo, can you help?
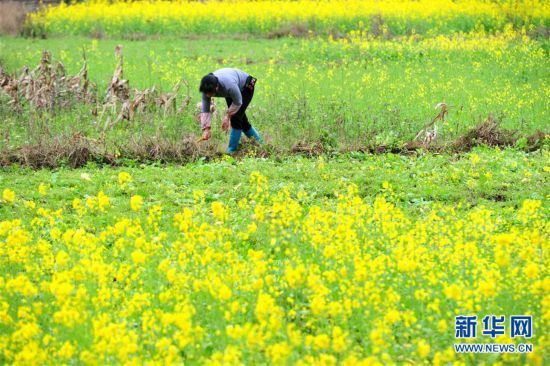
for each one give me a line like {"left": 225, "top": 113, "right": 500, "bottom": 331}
{"left": 201, "top": 68, "right": 250, "bottom": 113}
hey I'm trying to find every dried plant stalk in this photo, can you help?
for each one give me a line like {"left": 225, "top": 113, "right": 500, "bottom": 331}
{"left": 415, "top": 102, "right": 449, "bottom": 146}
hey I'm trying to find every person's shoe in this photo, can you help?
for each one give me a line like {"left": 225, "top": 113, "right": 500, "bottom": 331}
{"left": 244, "top": 127, "right": 263, "bottom": 144}
{"left": 227, "top": 128, "right": 242, "bottom": 153}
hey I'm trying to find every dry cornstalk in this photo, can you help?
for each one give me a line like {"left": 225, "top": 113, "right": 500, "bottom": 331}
{"left": 415, "top": 102, "right": 449, "bottom": 146}
{"left": 0, "top": 50, "right": 96, "bottom": 112}
{"left": 1, "top": 48, "right": 192, "bottom": 131}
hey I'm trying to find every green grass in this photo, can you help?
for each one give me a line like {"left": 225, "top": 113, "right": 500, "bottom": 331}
{"left": 0, "top": 33, "right": 548, "bottom": 157}
{"left": 2, "top": 147, "right": 548, "bottom": 221}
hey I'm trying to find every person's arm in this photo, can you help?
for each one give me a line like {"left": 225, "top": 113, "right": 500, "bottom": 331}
{"left": 200, "top": 113, "right": 212, "bottom": 130}
{"left": 221, "top": 85, "right": 242, "bottom": 131}
{"left": 200, "top": 93, "right": 212, "bottom": 130}
{"left": 226, "top": 84, "right": 242, "bottom": 117}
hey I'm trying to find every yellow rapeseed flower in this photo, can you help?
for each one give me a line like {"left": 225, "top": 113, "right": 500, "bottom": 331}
{"left": 130, "top": 195, "right": 143, "bottom": 211}
{"left": 118, "top": 172, "right": 132, "bottom": 189}
{"left": 2, "top": 188, "right": 15, "bottom": 203}
{"left": 38, "top": 183, "right": 48, "bottom": 196}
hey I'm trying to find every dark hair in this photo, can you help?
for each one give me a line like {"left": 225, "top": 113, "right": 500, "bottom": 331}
{"left": 199, "top": 73, "right": 218, "bottom": 94}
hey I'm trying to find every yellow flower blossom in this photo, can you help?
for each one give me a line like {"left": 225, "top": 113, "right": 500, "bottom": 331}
{"left": 131, "top": 249, "right": 147, "bottom": 265}
{"left": 2, "top": 188, "right": 15, "bottom": 203}
{"left": 118, "top": 172, "right": 132, "bottom": 189}
{"left": 38, "top": 183, "right": 48, "bottom": 196}
{"left": 211, "top": 201, "right": 228, "bottom": 222}
{"left": 130, "top": 195, "right": 143, "bottom": 211}
{"left": 416, "top": 339, "right": 431, "bottom": 359}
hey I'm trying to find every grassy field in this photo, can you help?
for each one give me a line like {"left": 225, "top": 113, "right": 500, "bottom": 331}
{"left": 1, "top": 30, "right": 548, "bottom": 162}
{"left": 0, "top": 0, "right": 549, "bottom": 364}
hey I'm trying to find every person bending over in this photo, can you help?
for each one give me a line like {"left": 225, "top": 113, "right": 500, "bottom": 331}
{"left": 199, "top": 68, "right": 263, "bottom": 152}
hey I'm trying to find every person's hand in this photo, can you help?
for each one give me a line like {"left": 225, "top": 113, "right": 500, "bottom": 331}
{"left": 222, "top": 115, "right": 230, "bottom": 132}
{"left": 197, "top": 128, "right": 211, "bottom": 143}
